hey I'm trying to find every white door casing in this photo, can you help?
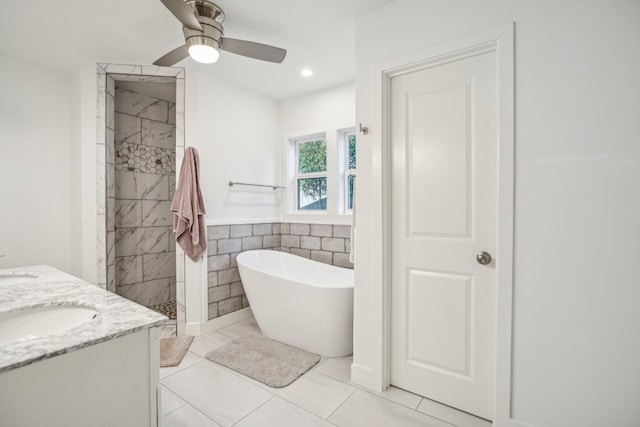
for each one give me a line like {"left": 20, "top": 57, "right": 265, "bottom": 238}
{"left": 389, "top": 49, "right": 498, "bottom": 420}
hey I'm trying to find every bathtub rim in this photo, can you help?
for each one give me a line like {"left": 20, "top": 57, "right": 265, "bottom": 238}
{"left": 236, "top": 249, "right": 354, "bottom": 289}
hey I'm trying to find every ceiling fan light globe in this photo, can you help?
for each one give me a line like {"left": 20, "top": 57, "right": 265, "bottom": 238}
{"left": 188, "top": 44, "right": 220, "bottom": 64}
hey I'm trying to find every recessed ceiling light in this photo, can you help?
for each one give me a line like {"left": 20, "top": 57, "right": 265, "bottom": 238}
{"left": 301, "top": 69, "right": 313, "bottom": 77}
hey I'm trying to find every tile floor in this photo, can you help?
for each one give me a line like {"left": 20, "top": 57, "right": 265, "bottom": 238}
{"left": 159, "top": 317, "right": 492, "bottom": 427}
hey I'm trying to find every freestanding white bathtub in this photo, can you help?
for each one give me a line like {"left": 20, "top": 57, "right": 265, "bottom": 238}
{"left": 236, "top": 250, "right": 354, "bottom": 357}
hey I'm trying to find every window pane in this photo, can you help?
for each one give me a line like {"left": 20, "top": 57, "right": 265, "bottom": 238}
{"left": 298, "top": 140, "right": 327, "bottom": 174}
{"left": 298, "top": 177, "right": 327, "bottom": 210}
{"left": 348, "top": 134, "right": 356, "bottom": 170}
{"left": 348, "top": 175, "right": 355, "bottom": 210}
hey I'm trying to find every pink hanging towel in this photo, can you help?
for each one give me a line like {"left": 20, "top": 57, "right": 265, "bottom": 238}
{"left": 171, "top": 147, "right": 207, "bottom": 261}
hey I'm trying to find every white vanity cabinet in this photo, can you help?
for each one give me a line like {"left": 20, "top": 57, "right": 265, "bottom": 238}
{"left": 0, "top": 327, "right": 161, "bottom": 426}
{"left": 0, "top": 266, "right": 166, "bottom": 426}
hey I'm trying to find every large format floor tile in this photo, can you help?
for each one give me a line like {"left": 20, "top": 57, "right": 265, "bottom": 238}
{"left": 274, "top": 371, "right": 356, "bottom": 419}
{"left": 189, "top": 332, "right": 234, "bottom": 358}
{"left": 161, "top": 361, "right": 273, "bottom": 426}
{"left": 313, "top": 356, "right": 352, "bottom": 383}
{"left": 163, "top": 403, "right": 221, "bottom": 427}
{"left": 161, "top": 385, "right": 186, "bottom": 416}
{"left": 216, "top": 317, "right": 262, "bottom": 339}
{"left": 328, "top": 389, "right": 452, "bottom": 427}
{"left": 235, "top": 397, "right": 334, "bottom": 427}
{"left": 368, "top": 385, "right": 423, "bottom": 410}
{"left": 313, "top": 356, "right": 422, "bottom": 409}
{"left": 160, "top": 350, "right": 203, "bottom": 379}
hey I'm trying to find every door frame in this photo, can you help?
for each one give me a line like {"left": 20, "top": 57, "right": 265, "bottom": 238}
{"left": 370, "top": 24, "right": 514, "bottom": 423}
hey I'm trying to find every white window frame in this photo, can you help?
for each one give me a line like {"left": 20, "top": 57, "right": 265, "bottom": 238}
{"left": 342, "top": 129, "right": 357, "bottom": 214}
{"left": 284, "top": 123, "right": 355, "bottom": 224}
{"left": 292, "top": 134, "right": 328, "bottom": 213}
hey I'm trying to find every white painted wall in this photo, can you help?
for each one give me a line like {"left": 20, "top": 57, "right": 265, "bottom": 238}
{"left": 279, "top": 83, "right": 355, "bottom": 134}
{"left": 353, "top": 1, "right": 640, "bottom": 426}
{"left": 186, "top": 67, "right": 282, "bottom": 224}
{"left": 279, "top": 84, "right": 356, "bottom": 223}
{"left": 0, "top": 56, "right": 73, "bottom": 273}
{"left": 71, "top": 62, "right": 97, "bottom": 283}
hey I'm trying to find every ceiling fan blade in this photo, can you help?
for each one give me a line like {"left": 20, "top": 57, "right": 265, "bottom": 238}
{"left": 153, "top": 45, "right": 189, "bottom": 66}
{"left": 159, "top": 0, "right": 203, "bottom": 31}
{"left": 221, "top": 38, "right": 287, "bottom": 63}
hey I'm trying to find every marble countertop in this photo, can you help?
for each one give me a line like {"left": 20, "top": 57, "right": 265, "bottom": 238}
{"left": 0, "top": 265, "right": 167, "bottom": 373}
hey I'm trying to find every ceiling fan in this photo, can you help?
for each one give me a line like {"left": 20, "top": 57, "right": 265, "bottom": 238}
{"left": 154, "top": 0, "right": 287, "bottom": 66}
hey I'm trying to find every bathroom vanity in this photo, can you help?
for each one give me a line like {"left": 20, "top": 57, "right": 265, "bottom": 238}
{"left": 0, "top": 266, "right": 166, "bottom": 426}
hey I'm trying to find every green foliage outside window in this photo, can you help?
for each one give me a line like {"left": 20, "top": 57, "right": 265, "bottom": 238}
{"left": 298, "top": 140, "right": 327, "bottom": 206}
{"left": 348, "top": 175, "right": 355, "bottom": 210}
{"left": 347, "top": 134, "right": 356, "bottom": 210}
{"left": 298, "top": 178, "right": 327, "bottom": 210}
{"left": 298, "top": 139, "right": 326, "bottom": 174}
{"left": 348, "top": 134, "right": 356, "bottom": 170}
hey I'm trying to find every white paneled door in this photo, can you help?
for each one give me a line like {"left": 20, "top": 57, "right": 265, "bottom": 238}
{"left": 390, "top": 50, "right": 497, "bottom": 420}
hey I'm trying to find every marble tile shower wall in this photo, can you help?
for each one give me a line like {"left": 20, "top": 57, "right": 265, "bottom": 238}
{"left": 112, "top": 87, "right": 177, "bottom": 307}
{"left": 206, "top": 223, "right": 352, "bottom": 321}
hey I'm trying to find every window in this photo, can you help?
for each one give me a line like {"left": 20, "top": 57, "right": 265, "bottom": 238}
{"left": 295, "top": 137, "right": 327, "bottom": 211}
{"left": 345, "top": 132, "right": 356, "bottom": 211}
{"left": 287, "top": 127, "right": 356, "bottom": 218}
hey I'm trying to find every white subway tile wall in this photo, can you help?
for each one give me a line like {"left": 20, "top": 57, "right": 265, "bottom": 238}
{"left": 206, "top": 223, "right": 353, "bottom": 320}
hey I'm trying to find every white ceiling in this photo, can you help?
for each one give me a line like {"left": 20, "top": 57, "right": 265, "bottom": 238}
{"left": 0, "top": 0, "right": 395, "bottom": 100}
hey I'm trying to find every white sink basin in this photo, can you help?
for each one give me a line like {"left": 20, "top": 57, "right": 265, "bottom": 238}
{"left": 0, "top": 272, "right": 39, "bottom": 287}
{"left": 0, "top": 306, "right": 98, "bottom": 345}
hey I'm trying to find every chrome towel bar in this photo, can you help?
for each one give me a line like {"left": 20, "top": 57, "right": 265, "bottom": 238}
{"left": 228, "top": 181, "right": 285, "bottom": 190}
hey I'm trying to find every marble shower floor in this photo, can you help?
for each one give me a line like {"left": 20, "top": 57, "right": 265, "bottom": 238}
{"left": 159, "top": 317, "right": 492, "bottom": 427}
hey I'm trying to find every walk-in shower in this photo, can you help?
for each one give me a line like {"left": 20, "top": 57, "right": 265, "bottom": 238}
{"left": 96, "top": 64, "right": 186, "bottom": 336}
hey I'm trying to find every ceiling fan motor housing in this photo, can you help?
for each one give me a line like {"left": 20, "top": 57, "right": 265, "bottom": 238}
{"left": 183, "top": 0, "right": 225, "bottom": 52}
{"left": 154, "top": 0, "right": 286, "bottom": 65}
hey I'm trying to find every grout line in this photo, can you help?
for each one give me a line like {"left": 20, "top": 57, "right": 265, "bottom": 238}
{"left": 164, "top": 401, "right": 221, "bottom": 426}
{"left": 325, "top": 386, "right": 458, "bottom": 427}
{"left": 229, "top": 395, "right": 275, "bottom": 426}
{"left": 324, "top": 386, "right": 357, "bottom": 422}
{"left": 204, "top": 358, "right": 348, "bottom": 425}
{"left": 413, "top": 397, "right": 491, "bottom": 427}
{"left": 273, "top": 395, "right": 341, "bottom": 427}
{"left": 159, "top": 370, "right": 198, "bottom": 400}
{"left": 159, "top": 386, "right": 187, "bottom": 418}
{"left": 311, "top": 369, "right": 353, "bottom": 385}
{"left": 310, "top": 366, "right": 430, "bottom": 412}
{"left": 410, "top": 396, "right": 422, "bottom": 411}
{"left": 159, "top": 358, "right": 205, "bottom": 382}
{"left": 199, "top": 354, "right": 273, "bottom": 388}
{"left": 284, "top": 400, "right": 342, "bottom": 426}
{"left": 211, "top": 317, "right": 255, "bottom": 338}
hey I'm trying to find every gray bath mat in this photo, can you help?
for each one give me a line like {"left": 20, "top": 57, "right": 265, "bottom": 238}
{"left": 160, "top": 336, "right": 194, "bottom": 367}
{"left": 205, "top": 335, "right": 320, "bottom": 388}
